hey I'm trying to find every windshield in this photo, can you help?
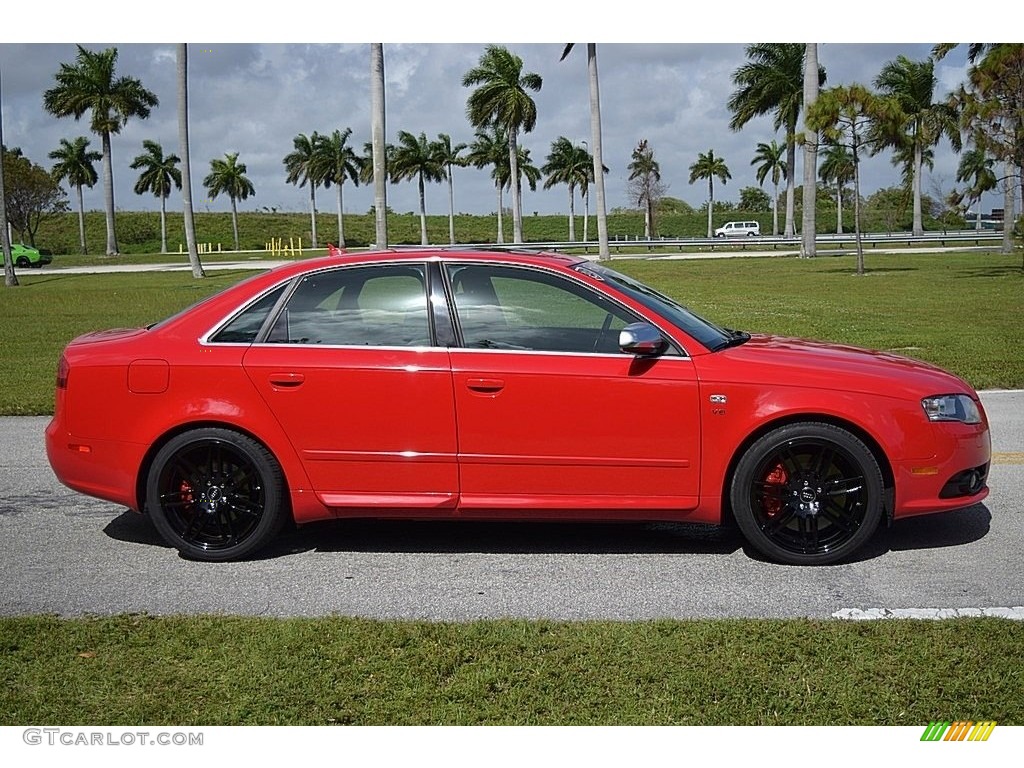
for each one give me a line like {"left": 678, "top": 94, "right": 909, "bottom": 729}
{"left": 575, "top": 262, "right": 735, "bottom": 351}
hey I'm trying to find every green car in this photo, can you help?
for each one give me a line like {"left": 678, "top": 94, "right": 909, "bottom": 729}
{"left": 9, "top": 243, "right": 53, "bottom": 269}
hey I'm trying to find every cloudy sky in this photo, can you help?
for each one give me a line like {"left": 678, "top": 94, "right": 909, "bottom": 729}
{"left": 0, "top": 9, "right": 1001, "bottom": 223}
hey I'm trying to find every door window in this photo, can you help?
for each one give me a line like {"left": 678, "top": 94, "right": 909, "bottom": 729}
{"left": 446, "top": 264, "right": 637, "bottom": 354}
{"left": 267, "top": 264, "right": 430, "bottom": 347}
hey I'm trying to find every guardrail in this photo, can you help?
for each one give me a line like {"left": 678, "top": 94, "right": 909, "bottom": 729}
{"left": 454, "top": 230, "right": 1004, "bottom": 255}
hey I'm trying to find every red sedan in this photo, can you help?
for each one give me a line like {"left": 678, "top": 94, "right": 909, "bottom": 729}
{"left": 46, "top": 249, "right": 991, "bottom": 565}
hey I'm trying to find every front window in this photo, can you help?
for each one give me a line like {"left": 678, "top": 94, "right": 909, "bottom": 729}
{"left": 575, "top": 262, "right": 732, "bottom": 352}
{"left": 445, "top": 263, "right": 639, "bottom": 354}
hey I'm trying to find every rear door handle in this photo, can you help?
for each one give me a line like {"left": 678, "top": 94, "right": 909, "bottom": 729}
{"left": 467, "top": 377, "right": 505, "bottom": 393}
{"left": 269, "top": 372, "right": 305, "bottom": 388}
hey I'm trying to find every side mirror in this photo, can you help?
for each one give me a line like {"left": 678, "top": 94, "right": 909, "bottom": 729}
{"left": 619, "top": 322, "right": 668, "bottom": 357}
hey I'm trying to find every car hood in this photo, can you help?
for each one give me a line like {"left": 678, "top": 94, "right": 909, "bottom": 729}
{"left": 705, "top": 334, "right": 978, "bottom": 400}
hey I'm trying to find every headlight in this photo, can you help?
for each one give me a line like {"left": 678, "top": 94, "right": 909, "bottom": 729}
{"left": 921, "top": 394, "right": 982, "bottom": 424}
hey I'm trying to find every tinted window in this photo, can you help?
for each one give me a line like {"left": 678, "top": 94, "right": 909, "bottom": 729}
{"left": 446, "top": 263, "right": 637, "bottom": 354}
{"left": 209, "top": 285, "right": 287, "bottom": 344}
{"left": 267, "top": 264, "right": 430, "bottom": 347}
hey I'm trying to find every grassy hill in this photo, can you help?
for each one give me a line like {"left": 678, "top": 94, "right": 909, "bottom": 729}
{"left": 26, "top": 206, "right": 963, "bottom": 256}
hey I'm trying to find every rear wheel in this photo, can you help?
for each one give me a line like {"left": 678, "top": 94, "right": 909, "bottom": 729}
{"left": 730, "top": 422, "right": 883, "bottom": 565}
{"left": 145, "top": 428, "right": 286, "bottom": 561}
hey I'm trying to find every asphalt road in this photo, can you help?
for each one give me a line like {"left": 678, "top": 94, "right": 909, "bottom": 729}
{"left": 2, "top": 391, "right": 1021, "bottom": 620}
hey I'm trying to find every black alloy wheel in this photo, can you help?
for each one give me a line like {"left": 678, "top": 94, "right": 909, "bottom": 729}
{"left": 146, "top": 428, "right": 286, "bottom": 561}
{"left": 731, "top": 422, "right": 884, "bottom": 565}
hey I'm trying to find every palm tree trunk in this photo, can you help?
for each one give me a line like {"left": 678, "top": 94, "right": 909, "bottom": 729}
{"left": 567, "top": 187, "right": 575, "bottom": 241}
{"left": 912, "top": 133, "right": 924, "bottom": 236}
{"left": 784, "top": 129, "right": 797, "bottom": 238}
{"left": 418, "top": 173, "right": 428, "bottom": 246}
{"left": 371, "top": 43, "right": 388, "bottom": 249}
{"left": 772, "top": 181, "right": 780, "bottom": 236}
{"left": 336, "top": 183, "right": 345, "bottom": 248}
{"left": 447, "top": 167, "right": 456, "bottom": 245}
{"left": 177, "top": 43, "right": 204, "bottom": 278}
{"left": 706, "top": 179, "right": 714, "bottom": 238}
{"left": 101, "top": 131, "right": 118, "bottom": 255}
{"left": 1002, "top": 161, "right": 1015, "bottom": 255}
{"left": 0, "top": 72, "right": 17, "bottom": 287}
{"left": 231, "top": 198, "right": 240, "bottom": 252}
{"left": 587, "top": 45, "right": 610, "bottom": 261}
{"left": 159, "top": 196, "right": 167, "bottom": 253}
{"left": 76, "top": 184, "right": 87, "bottom": 254}
{"left": 309, "top": 186, "right": 318, "bottom": 248}
{"left": 800, "top": 43, "right": 819, "bottom": 257}
{"left": 495, "top": 183, "right": 504, "bottom": 244}
{"left": 509, "top": 130, "right": 523, "bottom": 243}
{"left": 583, "top": 188, "right": 590, "bottom": 242}
{"left": 837, "top": 185, "right": 844, "bottom": 234}
{"left": 853, "top": 141, "right": 864, "bottom": 275}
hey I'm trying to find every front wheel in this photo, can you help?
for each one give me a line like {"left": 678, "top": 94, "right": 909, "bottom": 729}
{"left": 145, "top": 428, "right": 287, "bottom": 561}
{"left": 730, "top": 423, "right": 884, "bottom": 565}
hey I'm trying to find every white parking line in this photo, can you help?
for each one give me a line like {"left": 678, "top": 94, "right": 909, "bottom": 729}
{"left": 833, "top": 607, "right": 1024, "bottom": 621}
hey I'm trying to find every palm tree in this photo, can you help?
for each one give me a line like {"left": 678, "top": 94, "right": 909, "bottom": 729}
{"left": 371, "top": 44, "right": 388, "bottom": 249}
{"left": 688, "top": 149, "right": 731, "bottom": 238}
{"left": 43, "top": 45, "right": 158, "bottom": 256}
{"left": 955, "top": 144, "right": 998, "bottom": 229}
{"left": 390, "top": 131, "right": 445, "bottom": 246}
{"left": 434, "top": 133, "right": 468, "bottom": 245}
{"left": 314, "top": 128, "right": 360, "bottom": 248}
{"left": 130, "top": 140, "right": 181, "bottom": 253}
{"left": 627, "top": 139, "right": 663, "bottom": 239}
{"left": 751, "top": 139, "right": 787, "bottom": 236}
{"left": 177, "top": 44, "right": 203, "bottom": 278}
{"left": 495, "top": 145, "right": 541, "bottom": 223}
{"left": 818, "top": 143, "right": 856, "bottom": 234}
{"left": 560, "top": 43, "right": 610, "bottom": 260}
{"left": 48, "top": 136, "right": 101, "bottom": 254}
{"left": 1, "top": 71, "right": 16, "bottom": 287}
{"left": 467, "top": 125, "right": 508, "bottom": 243}
{"left": 801, "top": 43, "right": 820, "bottom": 258}
{"left": 807, "top": 84, "right": 900, "bottom": 275}
{"left": 542, "top": 137, "right": 590, "bottom": 241}
{"left": 283, "top": 132, "right": 324, "bottom": 248}
{"left": 203, "top": 152, "right": 254, "bottom": 251}
{"left": 728, "top": 44, "right": 824, "bottom": 238}
{"left": 463, "top": 45, "right": 542, "bottom": 244}
{"left": 873, "top": 55, "right": 961, "bottom": 236}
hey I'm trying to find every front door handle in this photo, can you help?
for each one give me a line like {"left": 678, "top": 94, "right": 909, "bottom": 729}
{"left": 269, "top": 372, "right": 305, "bottom": 388}
{"left": 467, "top": 377, "right": 505, "bottom": 393}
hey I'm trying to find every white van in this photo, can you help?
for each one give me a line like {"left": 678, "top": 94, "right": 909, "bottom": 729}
{"left": 714, "top": 221, "right": 761, "bottom": 238}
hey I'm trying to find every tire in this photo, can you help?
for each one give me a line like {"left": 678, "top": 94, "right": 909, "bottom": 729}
{"left": 15, "top": 257, "right": 30, "bottom": 268}
{"left": 145, "top": 428, "right": 287, "bottom": 561}
{"left": 730, "top": 422, "right": 883, "bottom": 565}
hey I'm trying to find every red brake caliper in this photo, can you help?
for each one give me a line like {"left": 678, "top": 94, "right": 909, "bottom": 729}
{"left": 762, "top": 463, "right": 788, "bottom": 518}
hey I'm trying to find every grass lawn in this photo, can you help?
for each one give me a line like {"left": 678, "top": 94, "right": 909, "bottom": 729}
{"left": 1, "top": 250, "right": 1020, "bottom": 415}
{"left": 2, "top": 615, "right": 1022, "bottom": 725}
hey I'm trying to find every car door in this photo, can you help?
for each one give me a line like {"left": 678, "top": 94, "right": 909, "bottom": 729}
{"left": 242, "top": 262, "right": 459, "bottom": 511}
{"left": 445, "top": 262, "right": 701, "bottom": 514}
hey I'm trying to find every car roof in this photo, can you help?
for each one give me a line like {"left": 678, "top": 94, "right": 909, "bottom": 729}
{"left": 264, "top": 247, "right": 588, "bottom": 281}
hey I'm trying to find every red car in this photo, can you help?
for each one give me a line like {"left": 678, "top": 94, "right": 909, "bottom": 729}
{"left": 46, "top": 249, "right": 991, "bottom": 565}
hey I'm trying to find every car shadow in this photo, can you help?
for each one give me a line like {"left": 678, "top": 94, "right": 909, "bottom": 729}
{"left": 738, "top": 502, "right": 993, "bottom": 566}
{"left": 266, "top": 518, "right": 746, "bottom": 558}
{"left": 102, "top": 510, "right": 745, "bottom": 558}
{"left": 103, "top": 504, "right": 990, "bottom": 564}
